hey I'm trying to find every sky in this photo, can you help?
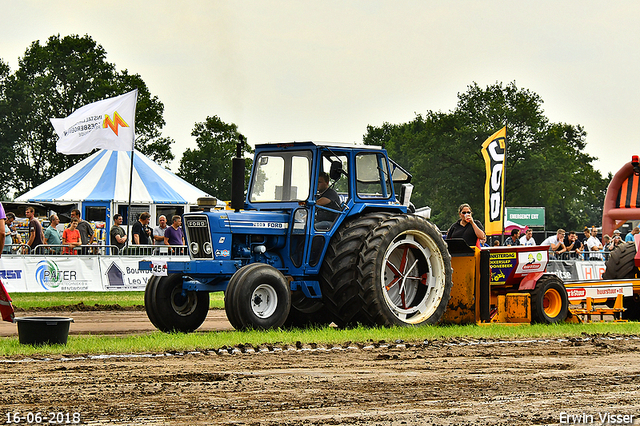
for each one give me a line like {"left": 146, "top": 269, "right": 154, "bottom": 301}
{"left": 1, "top": 0, "right": 639, "bottom": 177}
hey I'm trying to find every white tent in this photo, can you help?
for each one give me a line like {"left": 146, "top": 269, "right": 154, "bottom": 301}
{"left": 16, "top": 149, "right": 223, "bottom": 243}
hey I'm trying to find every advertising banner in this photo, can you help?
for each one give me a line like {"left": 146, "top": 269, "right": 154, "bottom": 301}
{"left": 0, "top": 255, "right": 157, "bottom": 293}
{"left": 489, "top": 247, "right": 548, "bottom": 285}
{"left": 481, "top": 126, "right": 507, "bottom": 236}
{"left": 565, "top": 283, "right": 633, "bottom": 301}
{"left": 546, "top": 260, "right": 606, "bottom": 281}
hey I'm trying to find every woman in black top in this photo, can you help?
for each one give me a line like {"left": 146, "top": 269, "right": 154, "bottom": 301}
{"left": 446, "top": 203, "right": 486, "bottom": 247}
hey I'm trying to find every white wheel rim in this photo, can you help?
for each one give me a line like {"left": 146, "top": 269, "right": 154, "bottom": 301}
{"left": 251, "top": 284, "right": 278, "bottom": 319}
{"left": 380, "top": 231, "right": 446, "bottom": 324}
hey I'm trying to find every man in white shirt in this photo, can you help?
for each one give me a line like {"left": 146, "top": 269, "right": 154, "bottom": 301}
{"left": 584, "top": 228, "right": 603, "bottom": 251}
{"left": 519, "top": 228, "right": 536, "bottom": 246}
{"left": 541, "top": 229, "right": 567, "bottom": 256}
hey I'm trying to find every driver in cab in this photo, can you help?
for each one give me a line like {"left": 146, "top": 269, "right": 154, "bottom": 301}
{"left": 315, "top": 172, "right": 342, "bottom": 227}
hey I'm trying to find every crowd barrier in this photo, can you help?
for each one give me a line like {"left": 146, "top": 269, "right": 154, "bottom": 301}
{"left": 4, "top": 243, "right": 188, "bottom": 256}
{"left": 0, "top": 247, "right": 189, "bottom": 293}
{"left": 551, "top": 250, "right": 612, "bottom": 262}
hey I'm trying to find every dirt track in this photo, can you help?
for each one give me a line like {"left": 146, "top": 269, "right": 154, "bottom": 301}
{"left": 1, "top": 310, "right": 640, "bottom": 425}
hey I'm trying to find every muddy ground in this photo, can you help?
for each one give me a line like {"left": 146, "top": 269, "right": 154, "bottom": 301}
{"left": 1, "top": 310, "right": 639, "bottom": 425}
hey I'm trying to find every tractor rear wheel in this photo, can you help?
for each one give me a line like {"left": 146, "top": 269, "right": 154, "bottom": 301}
{"left": 603, "top": 242, "right": 639, "bottom": 279}
{"left": 359, "top": 215, "right": 453, "bottom": 327}
{"left": 146, "top": 273, "right": 210, "bottom": 332}
{"left": 530, "top": 275, "right": 568, "bottom": 323}
{"left": 225, "top": 263, "right": 291, "bottom": 330}
{"left": 319, "top": 212, "right": 393, "bottom": 327}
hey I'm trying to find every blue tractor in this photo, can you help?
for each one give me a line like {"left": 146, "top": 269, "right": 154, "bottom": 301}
{"left": 141, "top": 141, "right": 453, "bottom": 331}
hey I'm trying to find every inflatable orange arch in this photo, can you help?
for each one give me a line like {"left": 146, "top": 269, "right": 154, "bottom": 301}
{"left": 602, "top": 155, "right": 640, "bottom": 237}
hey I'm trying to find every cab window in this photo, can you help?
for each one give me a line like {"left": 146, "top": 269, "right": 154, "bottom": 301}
{"left": 249, "top": 151, "right": 312, "bottom": 202}
{"left": 355, "top": 153, "right": 392, "bottom": 199}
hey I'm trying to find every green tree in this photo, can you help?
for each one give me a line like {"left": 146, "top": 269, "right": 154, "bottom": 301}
{"left": 0, "top": 34, "right": 174, "bottom": 198}
{"left": 178, "top": 116, "right": 253, "bottom": 201}
{"left": 364, "top": 82, "right": 608, "bottom": 232}
{"left": 0, "top": 59, "right": 14, "bottom": 197}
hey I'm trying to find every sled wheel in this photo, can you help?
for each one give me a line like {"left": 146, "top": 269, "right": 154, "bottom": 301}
{"left": 225, "top": 264, "right": 265, "bottom": 330}
{"left": 530, "top": 275, "right": 568, "bottom": 323}
{"left": 149, "top": 273, "right": 210, "bottom": 333}
{"left": 360, "top": 214, "right": 453, "bottom": 326}
{"left": 226, "top": 264, "right": 291, "bottom": 330}
{"left": 319, "top": 212, "right": 393, "bottom": 327}
{"left": 603, "top": 242, "right": 639, "bottom": 279}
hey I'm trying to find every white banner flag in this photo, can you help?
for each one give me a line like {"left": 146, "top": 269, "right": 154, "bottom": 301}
{"left": 52, "top": 89, "right": 138, "bottom": 154}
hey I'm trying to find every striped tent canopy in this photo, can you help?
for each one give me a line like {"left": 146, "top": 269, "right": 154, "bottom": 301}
{"left": 16, "top": 149, "right": 221, "bottom": 206}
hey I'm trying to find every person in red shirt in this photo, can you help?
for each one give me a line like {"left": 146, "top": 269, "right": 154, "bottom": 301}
{"left": 62, "top": 218, "right": 82, "bottom": 255}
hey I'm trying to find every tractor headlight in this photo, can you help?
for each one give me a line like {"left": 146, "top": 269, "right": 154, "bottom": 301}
{"left": 203, "top": 242, "right": 212, "bottom": 255}
{"left": 190, "top": 242, "right": 199, "bottom": 255}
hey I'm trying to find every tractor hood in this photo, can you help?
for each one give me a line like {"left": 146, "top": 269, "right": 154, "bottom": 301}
{"left": 192, "top": 210, "right": 290, "bottom": 236}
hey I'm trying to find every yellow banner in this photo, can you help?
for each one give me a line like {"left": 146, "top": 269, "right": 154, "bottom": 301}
{"left": 481, "top": 126, "right": 506, "bottom": 236}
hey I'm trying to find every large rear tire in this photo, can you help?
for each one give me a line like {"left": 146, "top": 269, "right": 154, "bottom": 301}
{"left": 603, "top": 242, "right": 640, "bottom": 319}
{"left": 603, "top": 242, "right": 639, "bottom": 279}
{"left": 319, "top": 213, "right": 393, "bottom": 327}
{"left": 359, "top": 215, "right": 453, "bottom": 327}
{"left": 530, "top": 275, "right": 569, "bottom": 323}
{"left": 146, "top": 274, "right": 210, "bottom": 333}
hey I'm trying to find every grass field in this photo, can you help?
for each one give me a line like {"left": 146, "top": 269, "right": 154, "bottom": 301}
{"left": 2, "top": 321, "right": 640, "bottom": 357}
{"left": 3, "top": 291, "right": 640, "bottom": 357}
{"left": 9, "top": 291, "right": 225, "bottom": 310}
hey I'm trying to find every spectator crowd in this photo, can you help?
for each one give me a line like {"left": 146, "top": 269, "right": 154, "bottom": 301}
{"left": 498, "top": 225, "right": 639, "bottom": 259}
{"left": 3, "top": 209, "right": 187, "bottom": 256}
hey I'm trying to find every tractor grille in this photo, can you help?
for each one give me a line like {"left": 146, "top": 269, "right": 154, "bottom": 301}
{"left": 183, "top": 215, "right": 214, "bottom": 259}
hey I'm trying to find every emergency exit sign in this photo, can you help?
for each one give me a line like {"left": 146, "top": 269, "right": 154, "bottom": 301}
{"left": 506, "top": 207, "right": 545, "bottom": 227}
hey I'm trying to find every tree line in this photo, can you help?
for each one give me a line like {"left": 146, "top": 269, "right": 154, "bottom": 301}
{"left": 0, "top": 35, "right": 608, "bottom": 231}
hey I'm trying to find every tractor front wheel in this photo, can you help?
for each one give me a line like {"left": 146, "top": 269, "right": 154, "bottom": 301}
{"left": 145, "top": 273, "right": 210, "bottom": 333}
{"left": 225, "top": 264, "right": 291, "bottom": 330}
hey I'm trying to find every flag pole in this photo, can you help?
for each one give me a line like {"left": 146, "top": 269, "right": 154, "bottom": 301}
{"left": 125, "top": 90, "right": 139, "bottom": 249}
{"left": 501, "top": 123, "right": 507, "bottom": 244}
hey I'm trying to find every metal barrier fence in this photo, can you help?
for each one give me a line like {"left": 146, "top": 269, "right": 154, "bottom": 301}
{"left": 2, "top": 244, "right": 31, "bottom": 255}
{"left": 552, "top": 249, "right": 611, "bottom": 262}
{"left": 5, "top": 244, "right": 189, "bottom": 257}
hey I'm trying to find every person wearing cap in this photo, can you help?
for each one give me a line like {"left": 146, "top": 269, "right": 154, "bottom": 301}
{"left": 625, "top": 226, "right": 639, "bottom": 242}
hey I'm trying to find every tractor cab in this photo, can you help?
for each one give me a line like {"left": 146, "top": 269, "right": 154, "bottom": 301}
{"left": 239, "top": 142, "right": 412, "bottom": 274}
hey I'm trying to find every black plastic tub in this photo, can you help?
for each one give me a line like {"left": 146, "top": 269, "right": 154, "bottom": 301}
{"left": 15, "top": 317, "right": 74, "bottom": 345}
